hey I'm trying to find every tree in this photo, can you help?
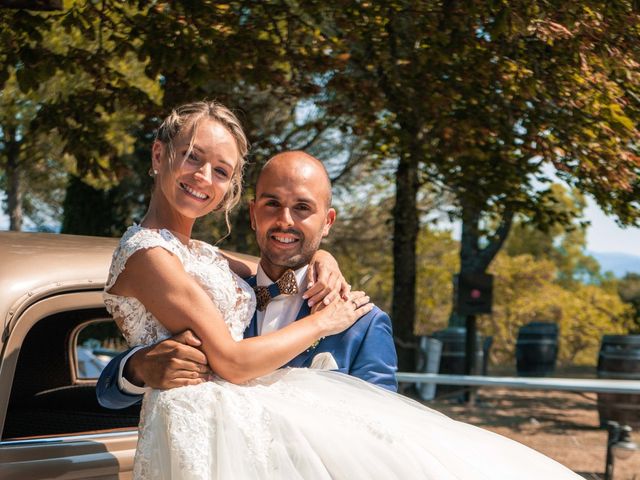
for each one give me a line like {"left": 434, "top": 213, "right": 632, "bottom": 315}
{"left": 504, "top": 184, "right": 602, "bottom": 287}
{"left": 60, "top": 127, "right": 154, "bottom": 237}
{"left": 3, "top": 1, "right": 339, "bottom": 237}
{"left": 0, "top": 71, "right": 69, "bottom": 230}
{"left": 325, "top": 174, "right": 458, "bottom": 341}
{"left": 618, "top": 273, "right": 640, "bottom": 332}
{"left": 298, "top": 1, "right": 640, "bottom": 369}
{"left": 0, "top": 2, "right": 161, "bottom": 230}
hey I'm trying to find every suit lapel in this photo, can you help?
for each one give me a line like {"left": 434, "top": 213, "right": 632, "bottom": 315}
{"left": 244, "top": 312, "right": 259, "bottom": 339}
{"left": 296, "top": 301, "right": 310, "bottom": 321}
{"left": 243, "top": 275, "right": 259, "bottom": 339}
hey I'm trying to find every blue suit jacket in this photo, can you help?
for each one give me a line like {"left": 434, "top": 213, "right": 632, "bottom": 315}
{"left": 97, "top": 278, "right": 398, "bottom": 410}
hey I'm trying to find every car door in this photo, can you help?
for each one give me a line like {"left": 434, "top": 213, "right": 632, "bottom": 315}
{"left": 0, "top": 291, "right": 138, "bottom": 480}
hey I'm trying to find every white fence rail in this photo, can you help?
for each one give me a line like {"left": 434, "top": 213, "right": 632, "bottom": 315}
{"left": 396, "top": 373, "right": 640, "bottom": 395}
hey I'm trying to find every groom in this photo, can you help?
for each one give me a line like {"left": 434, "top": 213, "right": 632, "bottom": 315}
{"left": 97, "top": 151, "right": 397, "bottom": 409}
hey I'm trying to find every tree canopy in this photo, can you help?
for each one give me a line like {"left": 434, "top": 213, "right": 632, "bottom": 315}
{"left": 2, "top": 1, "right": 639, "bottom": 372}
{"left": 297, "top": 0, "right": 640, "bottom": 368}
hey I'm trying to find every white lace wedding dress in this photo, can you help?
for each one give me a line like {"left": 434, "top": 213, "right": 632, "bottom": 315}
{"left": 104, "top": 225, "right": 580, "bottom": 480}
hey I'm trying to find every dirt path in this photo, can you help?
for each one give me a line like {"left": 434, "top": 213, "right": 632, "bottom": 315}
{"left": 420, "top": 388, "right": 639, "bottom": 479}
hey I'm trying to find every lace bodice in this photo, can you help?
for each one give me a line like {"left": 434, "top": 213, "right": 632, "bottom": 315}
{"left": 103, "top": 225, "right": 256, "bottom": 346}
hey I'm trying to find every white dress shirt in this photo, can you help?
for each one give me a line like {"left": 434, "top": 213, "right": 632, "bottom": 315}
{"left": 256, "top": 265, "right": 308, "bottom": 335}
{"left": 118, "top": 345, "right": 151, "bottom": 395}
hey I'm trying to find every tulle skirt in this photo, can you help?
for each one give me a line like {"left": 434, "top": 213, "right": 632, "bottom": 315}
{"left": 134, "top": 368, "right": 579, "bottom": 479}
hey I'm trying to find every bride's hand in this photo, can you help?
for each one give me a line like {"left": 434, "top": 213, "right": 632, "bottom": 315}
{"left": 314, "top": 291, "right": 373, "bottom": 336}
{"left": 304, "top": 249, "right": 351, "bottom": 308}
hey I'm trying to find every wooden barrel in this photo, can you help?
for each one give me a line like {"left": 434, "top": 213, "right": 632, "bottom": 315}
{"left": 432, "top": 327, "right": 483, "bottom": 398}
{"left": 516, "top": 322, "right": 558, "bottom": 377}
{"left": 597, "top": 334, "right": 640, "bottom": 428}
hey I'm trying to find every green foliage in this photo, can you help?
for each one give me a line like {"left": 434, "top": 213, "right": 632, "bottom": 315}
{"left": 325, "top": 184, "right": 458, "bottom": 335}
{"left": 1, "top": 2, "right": 160, "bottom": 175}
{"left": 414, "top": 229, "right": 459, "bottom": 335}
{"left": 0, "top": 69, "right": 70, "bottom": 230}
{"left": 60, "top": 125, "right": 156, "bottom": 237}
{"left": 3, "top": 2, "right": 639, "bottom": 374}
{"left": 318, "top": 0, "right": 640, "bottom": 230}
{"left": 300, "top": 2, "right": 640, "bottom": 367}
{"left": 0, "top": 2, "right": 160, "bottom": 229}
{"left": 2, "top": 1, "right": 343, "bottom": 234}
{"left": 504, "top": 184, "right": 604, "bottom": 286}
{"left": 618, "top": 273, "right": 640, "bottom": 332}
{"left": 483, "top": 253, "right": 633, "bottom": 366}
{"left": 326, "top": 182, "right": 632, "bottom": 368}
{"left": 324, "top": 193, "right": 395, "bottom": 311}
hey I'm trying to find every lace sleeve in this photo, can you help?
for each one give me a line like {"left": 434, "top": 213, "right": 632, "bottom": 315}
{"left": 105, "top": 226, "right": 186, "bottom": 292}
{"left": 103, "top": 226, "right": 186, "bottom": 346}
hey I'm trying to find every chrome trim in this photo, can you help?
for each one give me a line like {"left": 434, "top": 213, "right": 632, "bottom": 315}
{"left": 4, "top": 283, "right": 106, "bottom": 340}
{"left": 0, "top": 429, "right": 138, "bottom": 446}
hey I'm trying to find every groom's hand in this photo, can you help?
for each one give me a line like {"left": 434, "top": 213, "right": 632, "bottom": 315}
{"left": 305, "top": 251, "right": 351, "bottom": 308}
{"left": 124, "top": 330, "right": 212, "bottom": 390}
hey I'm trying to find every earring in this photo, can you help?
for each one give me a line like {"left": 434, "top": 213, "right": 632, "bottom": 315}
{"left": 148, "top": 168, "right": 158, "bottom": 177}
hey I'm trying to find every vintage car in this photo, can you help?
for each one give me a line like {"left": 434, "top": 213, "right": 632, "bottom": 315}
{"left": 0, "top": 231, "right": 138, "bottom": 479}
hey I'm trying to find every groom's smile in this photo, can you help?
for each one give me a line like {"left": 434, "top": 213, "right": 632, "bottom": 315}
{"left": 270, "top": 229, "right": 302, "bottom": 246}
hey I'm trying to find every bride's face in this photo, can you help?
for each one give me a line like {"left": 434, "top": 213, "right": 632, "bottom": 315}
{"left": 152, "top": 119, "right": 239, "bottom": 220}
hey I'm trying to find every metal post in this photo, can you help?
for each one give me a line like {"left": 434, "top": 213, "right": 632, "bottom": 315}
{"left": 464, "top": 314, "right": 477, "bottom": 404}
{"left": 605, "top": 421, "right": 620, "bottom": 480}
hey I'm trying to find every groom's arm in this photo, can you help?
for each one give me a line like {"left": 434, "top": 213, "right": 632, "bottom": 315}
{"left": 96, "top": 348, "right": 146, "bottom": 409}
{"left": 349, "top": 307, "right": 398, "bottom": 392}
{"left": 96, "top": 330, "right": 211, "bottom": 409}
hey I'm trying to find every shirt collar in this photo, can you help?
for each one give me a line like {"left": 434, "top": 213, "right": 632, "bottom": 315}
{"left": 257, "top": 264, "right": 309, "bottom": 292}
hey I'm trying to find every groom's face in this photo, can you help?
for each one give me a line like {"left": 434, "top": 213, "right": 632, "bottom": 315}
{"left": 250, "top": 153, "right": 336, "bottom": 280}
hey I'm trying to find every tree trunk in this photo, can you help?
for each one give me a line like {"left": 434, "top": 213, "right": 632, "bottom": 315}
{"left": 454, "top": 200, "right": 514, "bottom": 384}
{"left": 5, "top": 126, "right": 23, "bottom": 231}
{"left": 61, "top": 175, "right": 114, "bottom": 236}
{"left": 459, "top": 205, "right": 483, "bottom": 274}
{"left": 459, "top": 201, "right": 514, "bottom": 275}
{"left": 391, "top": 149, "right": 420, "bottom": 372}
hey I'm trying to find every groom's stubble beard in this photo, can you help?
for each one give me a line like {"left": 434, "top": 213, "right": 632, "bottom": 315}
{"left": 261, "top": 227, "right": 317, "bottom": 271}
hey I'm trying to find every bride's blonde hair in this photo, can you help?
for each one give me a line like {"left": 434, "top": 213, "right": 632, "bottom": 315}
{"left": 155, "top": 101, "right": 249, "bottom": 236}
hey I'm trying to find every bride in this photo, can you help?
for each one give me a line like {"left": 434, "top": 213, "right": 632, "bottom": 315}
{"left": 103, "top": 100, "right": 580, "bottom": 479}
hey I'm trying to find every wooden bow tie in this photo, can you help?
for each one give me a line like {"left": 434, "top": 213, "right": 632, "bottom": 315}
{"left": 254, "top": 269, "right": 299, "bottom": 311}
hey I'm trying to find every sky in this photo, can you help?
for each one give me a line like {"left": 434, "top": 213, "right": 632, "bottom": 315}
{"left": 584, "top": 197, "right": 640, "bottom": 256}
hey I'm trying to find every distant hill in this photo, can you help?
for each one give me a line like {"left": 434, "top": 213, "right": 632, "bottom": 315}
{"left": 589, "top": 251, "right": 640, "bottom": 278}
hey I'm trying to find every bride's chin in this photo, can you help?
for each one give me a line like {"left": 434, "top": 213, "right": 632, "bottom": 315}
{"left": 174, "top": 200, "right": 218, "bottom": 218}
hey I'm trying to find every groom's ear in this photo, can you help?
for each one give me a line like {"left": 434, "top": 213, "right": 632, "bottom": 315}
{"left": 249, "top": 200, "right": 256, "bottom": 230}
{"left": 322, "top": 208, "right": 336, "bottom": 237}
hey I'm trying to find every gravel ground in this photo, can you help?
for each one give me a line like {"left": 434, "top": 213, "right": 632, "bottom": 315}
{"left": 416, "top": 387, "right": 640, "bottom": 479}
